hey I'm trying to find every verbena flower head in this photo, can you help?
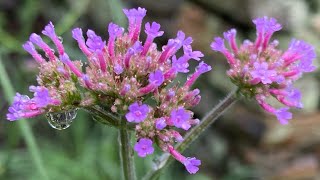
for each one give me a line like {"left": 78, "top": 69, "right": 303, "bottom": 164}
{"left": 211, "top": 16, "right": 316, "bottom": 124}
{"left": 7, "top": 7, "right": 211, "bottom": 174}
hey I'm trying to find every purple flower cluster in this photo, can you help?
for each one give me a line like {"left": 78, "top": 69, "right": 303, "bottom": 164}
{"left": 7, "top": 86, "right": 60, "bottom": 120}
{"left": 211, "top": 16, "right": 316, "bottom": 124}
{"left": 7, "top": 7, "right": 210, "bottom": 174}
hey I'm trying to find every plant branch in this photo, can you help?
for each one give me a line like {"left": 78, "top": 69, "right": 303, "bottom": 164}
{"left": 143, "top": 88, "right": 238, "bottom": 180}
{"left": 84, "top": 106, "right": 135, "bottom": 130}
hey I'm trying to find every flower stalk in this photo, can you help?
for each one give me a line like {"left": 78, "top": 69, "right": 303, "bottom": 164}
{"left": 119, "top": 118, "right": 136, "bottom": 180}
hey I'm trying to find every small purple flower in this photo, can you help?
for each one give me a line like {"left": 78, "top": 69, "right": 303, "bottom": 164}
{"left": 128, "top": 41, "right": 143, "bottom": 55}
{"left": 149, "top": 70, "right": 164, "bottom": 87}
{"left": 172, "top": 56, "right": 189, "bottom": 73}
{"left": 210, "top": 37, "right": 226, "bottom": 52}
{"left": 145, "top": 22, "right": 164, "bottom": 38}
{"left": 72, "top": 28, "right": 92, "bottom": 56}
{"left": 171, "top": 31, "right": 192, "bottom": 50}
{"left": 72, "top": 28, "right": 84, "bottom": 42}
{"left": 135, "top": 7, "right": 147, "bottom": 18}
{"left": 284, "top": 39, "right": 316, "bottom": 72}
{"left": 134, "top": 138, "right": 154, "bottom": 157}
{"left": 275, "top": 107, "right": 292, "bottom": 124}
{"left": 196, "top": 62, "right": 212, "bottom": 74}
{"left": 114, "top": 64, "right": 124, "bottom": 75}
{"left": 42, "top": 22, "right": 56, "bottom": 38}
{"left": 7, "top": 93, "right": 30, "bottom": 121}
{"left": 170, "top": 107, "right": 191, "bottom": 130}
{"left": 59, "top": 53, "right": 82, "bottom": 77}
{"left": 184, "top": 62, "right": 212, "bottom": 88}
{"left": 41, "top": 22, "right": 65, "bottom": 55}
{"left": 253, "top": 16, "right": 282, "bottom": 34}
{"left": 29, "top": 33, "right": 45, "bottom": 46}
{"left": 155, "top": 118, "right": 167, "bottom": 130}
{"left": 108, "top": 23, "right": 124, "bottom": 38}
{"left": 183, "top": 45, "right": 204, "bottom": 61}
{"left": 29, "top": 86, "right": 53, "bottom": 107}
{"left": 250, "top": 62, "right": 276, "bottom": 84}
{"left": 86, "top": 30, "right": 105, "bottom": 52}
{"left": 23, "top": 41, "right": 36, "bottom": 55}
{"left": 123, "top": 7, "right": 147, "bottom": 40}
{"left": 223, "top": 28, "right": 238, "bottom": 53}
{"left": 125, "top": 41, "right": 143, "bottom": 68}
{"left": 183, "top": 157, "right": 201, "bottom": 174}
{"left": 223, "top": 29, "right": 237, "bottom": 43}
{"left": 22, "top": 41, "right": 45, "bottom": 63}
{"left": 125, "top": 102, "right": 149, "bottom": 123}
{"left": 286, "top": 87, "right": 303, "bottom": 108}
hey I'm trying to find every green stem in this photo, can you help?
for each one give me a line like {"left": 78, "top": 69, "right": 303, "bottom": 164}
{"left": 84, "top": 106, "right": 135, "bottom": 130}
{"left": 0, "top": 54, "right": 49, "bottom": 180}
{"left": 119, "top": 118, "right": 136, "bottom": 180}
{"left": 143, "top": 89, "right": 238, "bottom": 180}
{"left": 84, "top": 106, "right": 120, "bottom": 126}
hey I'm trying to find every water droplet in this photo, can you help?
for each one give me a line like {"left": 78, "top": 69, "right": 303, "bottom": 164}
{"left": 58, "top": 36, "right": 63, "bottom": 43}
{"left": 46, "top": 109, "right": 78, "bottom": 130}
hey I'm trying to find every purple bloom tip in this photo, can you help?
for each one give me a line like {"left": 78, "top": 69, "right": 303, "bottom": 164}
{"left": 210, "top": 37, "right": 226, "bottom": 52}
{"left": 108, "top": 23, "right": 124, "bottom": 37}
{"left": 170, "top": 107, "right": 191, "bottom": 130}
{"left": 223, "top": 28, "right": 237, "bottom": 41}
{"left": 177, "top": 31, "right": 193, "bottom": 46}
{"left": 134, "top": 138, "right": 154, "bottom": 157}
{"left": 125, "top": 102, "right": 149, "bottom": 123}
{"left": 123, "top": 7, "right": 147, "bottom": 19}
{"left": 7, "top": 93, "right": 30, "bottom": 121}
{"left": 29, "top": 33, "right": 43, "bottom": 45}
{"left": 22, "top": 41, "right": 36, "bottom": 54}
{"left": 286, "top": 87, "right": 303, "bottom": 108}
{"left": 86, "top": 30, "right": 105, "bottom": 52}
{"left": 128, "top": 41, "right": 143, "bottom": 55}
{"left": 155, "top": 118, "right": 167, "bottom": 130}
{"left": 183, "top": 157, "right": 201, "bottom": 174}
{"left": 183, "top": 45, "right": 204, "bottom": 61}
{"left": 196, "top": 62, "right": 212, "bottom": 74}
{"left": 137, "top": 7, "right": 147, "bottom": 17}
{"left": 149, "top": 70, "right": 164, "bottom": 87}
{"left": 287, "top": 39, "right": 316, "bottom": 72}
{"left": 42, "top": 21, "right": 56, "bottom": 38}
{"left": 114, "top": 64, "right": 124, "bottom": 75}
{"left": 72, "top": 28, "right": 84, "bottom": 41}
{"left": 253, "top": 16, "right": 282, "bottom": 33}
{"left": 275, "top": 107, "right": 292, "bottom": 125}
{"left": 172, "top": 56, "right": 189, "bottom": 73}
{"left": 145, "top": 22, "right": 164, "bottom": 38}
{"left": 29, "top": 86, "right": 53, "bottom": 107}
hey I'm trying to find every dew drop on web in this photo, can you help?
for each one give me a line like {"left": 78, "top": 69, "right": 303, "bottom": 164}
{"left": 46, "top": 108, "right": 78, "bottom": 130}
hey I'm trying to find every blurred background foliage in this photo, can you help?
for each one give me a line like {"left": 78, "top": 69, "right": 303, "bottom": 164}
{"left": 1, "top": 0, "right": 320, "bottom": 179}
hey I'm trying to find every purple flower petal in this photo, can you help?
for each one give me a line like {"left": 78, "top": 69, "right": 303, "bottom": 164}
{"left": 134, "top": 138, "right": 154, "bottom": 157}
{"left": 149, "top": 70, "right": 164, "bottom": 87}
{"left": 275, "top": 107, "right": 292, "bottom": 124}
{"left": 183, "top": 157, "right": 201, "bottom": 174}
{"left": 86, "top": 30, "right": 105, "bottom": 52}
{"left": 125, "top": 102, "right": 149, "bottom": 123}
